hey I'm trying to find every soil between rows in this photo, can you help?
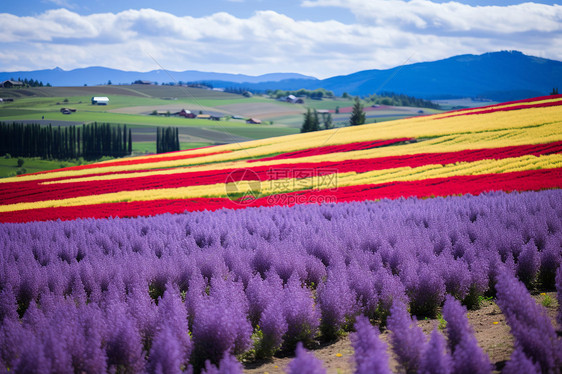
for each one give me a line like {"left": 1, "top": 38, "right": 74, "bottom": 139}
{"left": 243, "top": 292, "right": 559, "bottom": 373}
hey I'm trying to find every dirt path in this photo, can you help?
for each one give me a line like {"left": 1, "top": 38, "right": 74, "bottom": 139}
{"left": 243, "top": 292, "right": 559, "bottom": 373}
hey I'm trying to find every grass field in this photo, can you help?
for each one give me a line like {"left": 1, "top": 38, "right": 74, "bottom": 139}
{"left": 0, "top": 157, "right": 85, "bottom": 178}
{"left": 132, "top": 141, "right": 214, "bottom": 155}
{"left": 0, "top": 85, "right": 443, "bottom": 177}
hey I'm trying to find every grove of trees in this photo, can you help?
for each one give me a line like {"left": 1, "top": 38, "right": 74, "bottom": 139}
{"left": 300, "top": 109, "right": 335, "bottom": 133}
{"left": 157, "top": 127, "right": 180, "bottom": 154}
{"left": 268, "top": 88, "right": 335, "bottom": 100}
{"left": 0, "top": 122, "right": 132, "bottom": 160}
{"left": 8, "top": 77, "right": 51, "bottom": 87}
{"left": 365, "top": 91, "right": 440, "bottom": 109}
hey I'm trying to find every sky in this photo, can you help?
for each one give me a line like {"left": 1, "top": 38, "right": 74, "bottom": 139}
{"left": 0, "top": 0, "right": 561, "bottom": 78}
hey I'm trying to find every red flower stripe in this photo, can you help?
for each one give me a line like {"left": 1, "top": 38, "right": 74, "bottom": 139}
{"left": 28, "top": 149, "right": 233, "bottom": 175}
{"left": 1, "top": 142, "right": 561, "bottom": 205}
{"left": 249, "top": 138, "right": 413, "bottom": 162}
{"left": 437, "top": 98, "right": 562, "bottom": 119}
{"left": 291, "top": 168, "right": 562, "bottom": 204}
{"left": 1, "top": 168, "right": 560, "bottom": 223}
{"left": 443, "top": 94, "right": 562, "bottom": 115}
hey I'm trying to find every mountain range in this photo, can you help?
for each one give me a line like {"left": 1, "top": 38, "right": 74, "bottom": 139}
{"left": 1, "top": 51, "right": 560, "bottom": 101}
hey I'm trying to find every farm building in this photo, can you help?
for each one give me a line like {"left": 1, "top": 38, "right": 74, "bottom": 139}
{"left": 246, "top": 118, "right": 262, "bottom": 124}
{"left": 176, "top": 109, "right": 196, "bottom": 118}
{"left": 91, "top": 96, "right": 109, "bottom": 105}
{"left": 1, "top": 80, "right": 24, "bottom": 88}
{"left": 196, "top": 114, "right": 211, "bottom": 120}
{"left": 286, "top": 95, "right": 304, "bottom": 104}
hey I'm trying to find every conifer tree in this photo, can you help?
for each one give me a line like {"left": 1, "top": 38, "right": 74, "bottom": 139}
{"left": 349, "top": 97, "right": 366, "bottom": 126}
{"left": 301, "top": 108, "right": 313, "bottom": 133}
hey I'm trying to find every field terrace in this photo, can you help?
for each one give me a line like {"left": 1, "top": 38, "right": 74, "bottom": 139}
{"left": 0, "top": 95, "right": 561, "bottom": 373}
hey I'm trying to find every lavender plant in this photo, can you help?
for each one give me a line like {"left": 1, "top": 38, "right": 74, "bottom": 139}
{"left": 191, "top": 277, "right": 252, "bottom": 369}
{"left": 495, "top": 270, "right": 562, "bottom": 372}
{"left": 502, "top": 348, "right": 541, "bottom": 374}
{"left": 387, "top": 301, "right": 426, "bottom": 374}
{"left": 443, "top": 296, "right": 492, "bottom": 374}
{"left": 442, "top": 296, "right": 491, "bottom": 374}
{"left": 351, "top": 315, "right": 391, "bottom": 374}
{"left": 317, "top": 264, "right": 358, "bottom": 339}
{"left": 556, "top": 266, "right": 562, "bottom": 331}
{"left": 0, "top": 189, "right": 561, "bottom": 372}
{"left": 418, "top": 328, "right": 452, "bottom": 374}
{"left": 201, "top": 353, "right": 243, "bottom": 374}
{"left": 286, "top": 342, "right": 326, "bottom": 374}
{"left": 281, "top": 274, "right": 320, "bottom": 350}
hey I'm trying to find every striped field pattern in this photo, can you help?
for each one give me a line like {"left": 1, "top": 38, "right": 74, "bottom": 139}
{"left": 1, "top": 95, "right": 561, "bottom": 223}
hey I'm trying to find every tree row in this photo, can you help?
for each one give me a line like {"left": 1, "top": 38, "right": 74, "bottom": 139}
{"left": 0, "top": 122, "right": 132, "bottom": 160}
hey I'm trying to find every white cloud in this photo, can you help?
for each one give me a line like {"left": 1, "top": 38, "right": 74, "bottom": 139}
{"left": 302, "top": 0, "right": 562, "bottom": 34}
{"left": 0, "top": 4, "right": 560, "bottom": 78}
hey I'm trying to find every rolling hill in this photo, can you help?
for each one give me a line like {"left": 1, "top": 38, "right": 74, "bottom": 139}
{"left": 0, "top": 66, "right": 316, "bottom": 87}
{"left": 0, "top": 94, "right": 561, "bottom": 373}
{"left": 220, "top": 51, "right": 562, "bottom": 101}
{"left": 1, "top": 94, "right": 560, "bottom": 223}
{"left": 2, "top": 51, "right": 559, "bottom": 101}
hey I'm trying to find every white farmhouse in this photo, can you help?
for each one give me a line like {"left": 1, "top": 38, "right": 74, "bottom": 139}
{"left": 91, "top": 96, "right": 109, "bottom": 105}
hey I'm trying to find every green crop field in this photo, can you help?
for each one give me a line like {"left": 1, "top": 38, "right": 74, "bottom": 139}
{"left": 219, "top": 126, "right": 299, "bottom": 139}
{"left": 0, "top": 157, "right": 86, "bottom": 178}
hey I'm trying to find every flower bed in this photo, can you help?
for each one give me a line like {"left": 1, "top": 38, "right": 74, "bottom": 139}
{"left": 1, "top": 190, "right": 561, "bottom": 372}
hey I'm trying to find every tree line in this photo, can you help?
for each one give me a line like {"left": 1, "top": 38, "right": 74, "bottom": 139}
{"left": 8, "top": 77, "right": 51, "bottom": 87}
{"left": 0, "top": 122, "right": 132, "bottom": 160}
{"left": 301, "top": 97, "right": 364, "bottom": 133}
{"left": 300, "top": 108, "right": 335, "bottom": 133}
{"left": 157, "top": 127, "right": 180, "bottom": 154}
{"left": 365, "top": 91, "right": 440, "bottom": 109}
{"left": 268, "top": 88, "right": 335, "bottom": 100}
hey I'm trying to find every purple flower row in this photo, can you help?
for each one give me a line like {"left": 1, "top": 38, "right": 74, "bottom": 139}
{"left": 0, "top": 190, "right": 561, "bottom": 372}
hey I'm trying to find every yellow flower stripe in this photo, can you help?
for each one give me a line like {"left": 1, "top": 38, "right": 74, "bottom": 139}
{"left": 429, "top": 97, "right": 562, "bottom": 119}
{"left": 40, "top": 120, "right": 562, "bottom": 186}
{"left": 2, "top": 101, "right": 561, "bottom": 184}
{"left": 2, "top": 154, "right": 560, "bottom": 213}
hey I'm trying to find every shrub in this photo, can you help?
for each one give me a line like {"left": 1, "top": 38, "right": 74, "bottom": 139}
{"left": 351, "top": 315, "right": 391, "bottom": 374}
{"left": 281, "top": 274, "right": 320, "bottom": 350}
{"left": 191, "top": 277, "right": 252, "bottom": 369}
{"left": 317, "top": 265, "right": 357, "bottom": 339}
{"left": 557, "top": 267, "right": 562, "bottom": 329}
{"left": 403, "top": 262, "right": 445, "bottom": 318}
{"left": 516, "top": 242, "right": 540, "bottom": 287}
{"left": 387, "top": 301, "right": 426, "bottom": 374}
{"left": 418, "top": 328, "right": 452, "bottom": 374}
{"left": 502, "top": 348, "right": 541, "bottom": 374}
{"left": 286, "top": 342, "right": 326, "bottom": 374}
{"left": 495, "top": 271, "right": 562, "bottom": 372}
{"left": 442, "top": 296, "right": 491, "bottom": 374}
{"left": 256, "top": 300, "right": 288, "bottom": 358}
{"left": 149, "top": 326, "right": 184, "bottom": 374}
{"left": 201, "top": 353, "right": 243, "bottom": 374}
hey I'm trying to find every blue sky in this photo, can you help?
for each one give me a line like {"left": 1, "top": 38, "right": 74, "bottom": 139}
{"left": 1, "top": 0, "right": 560, "bottom": 77}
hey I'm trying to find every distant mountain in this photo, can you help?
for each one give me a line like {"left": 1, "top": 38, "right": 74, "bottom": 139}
{"left": 1, "top": 51, "right": 560, "bottom": 101}
{"left": 211, "top": 51, "right": 560, "bottom": 102}
{"left": 316, "top": 51, "right": 562, "bottom": 101}
{"left": 0, "top": 67, "right": 317, "bottom": 87}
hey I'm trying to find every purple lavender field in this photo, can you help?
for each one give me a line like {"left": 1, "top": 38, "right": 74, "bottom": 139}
{"left": 1, "top": 190, "right": 562, "bottom": 373}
